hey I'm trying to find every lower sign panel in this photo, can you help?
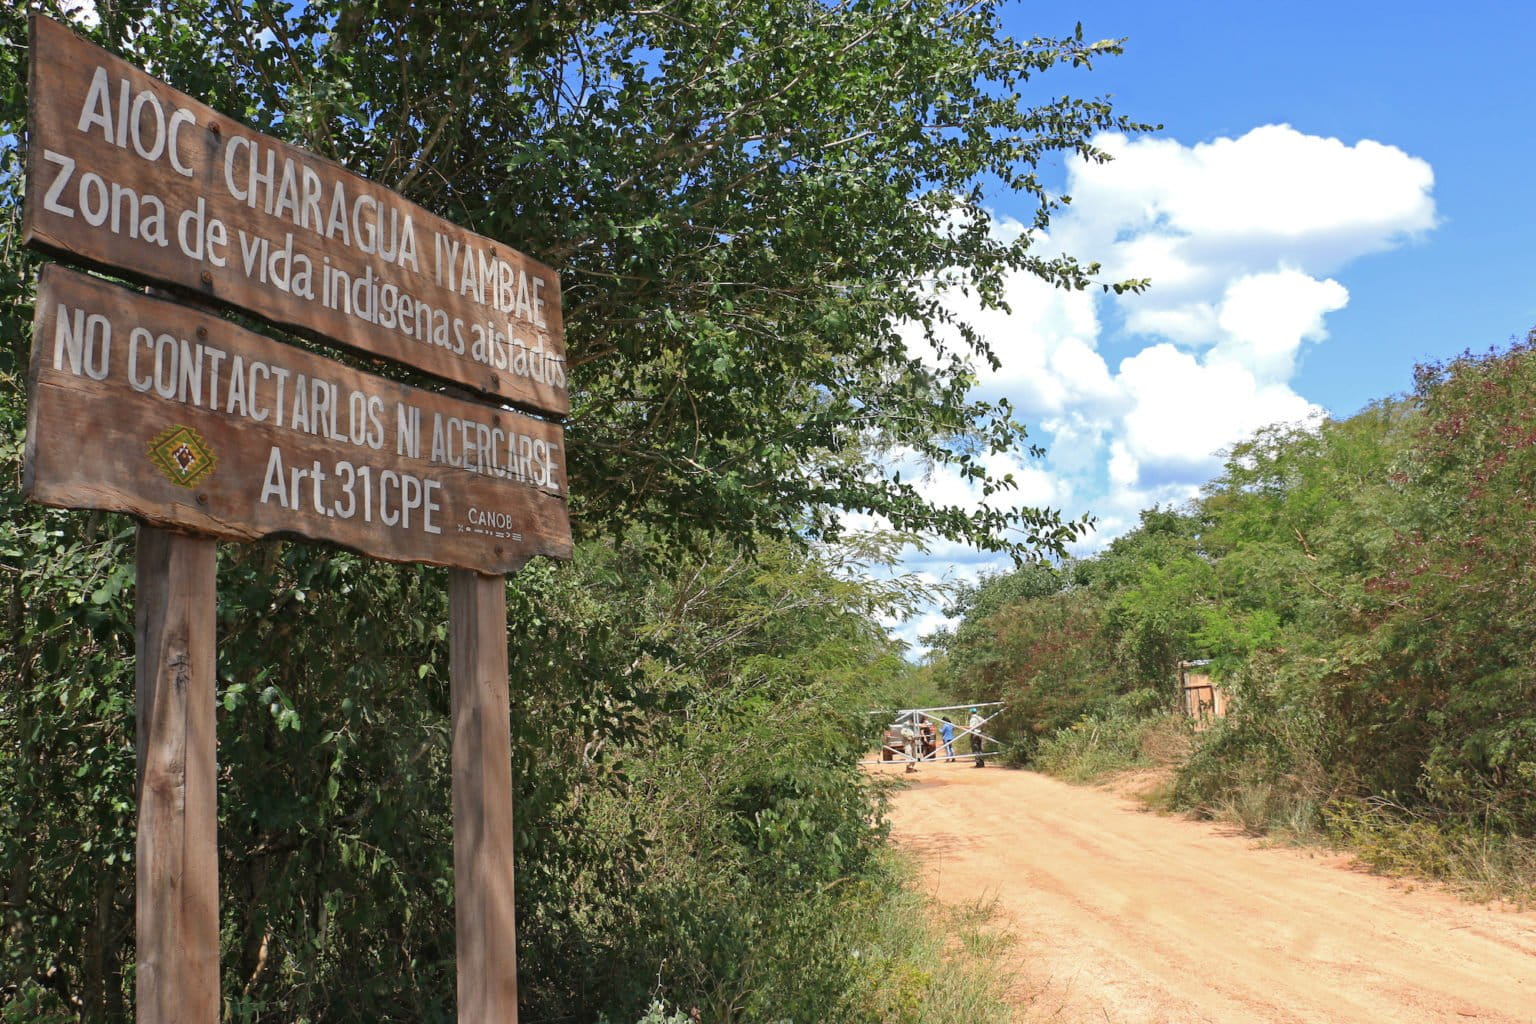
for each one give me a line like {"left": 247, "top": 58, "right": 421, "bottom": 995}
{"left": 25, "top": 265, "right": 572, "bottom": 573}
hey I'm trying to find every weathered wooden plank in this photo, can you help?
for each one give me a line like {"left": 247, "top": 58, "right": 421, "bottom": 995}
{"left": 450, "top": 570, "right": 519, "bottom": 1023}
{"left": 25, "top": 13, "right": 567, "bottom": 416}
{"left": 25, "top": 265, "right": 571, "bottom": 574}
{"left": 135, "top": 525, "right": 219, "bottom": 1024}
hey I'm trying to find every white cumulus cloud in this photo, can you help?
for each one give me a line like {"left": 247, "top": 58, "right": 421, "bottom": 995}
{"left": 1063, "top": 124, "right": 1437, "bottom": 290}
{"left": 896, "top": 123, "right": 1436, "bottom": 629}
{"left": 1211, "top": 269, "right": 1348, "bottom": 382}
{"left": 1113, "top": 343, "right": 1322, "bottom": 487}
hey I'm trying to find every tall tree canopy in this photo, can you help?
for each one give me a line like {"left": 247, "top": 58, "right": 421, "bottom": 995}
{"left": 2, "top": 0, "right": 1147, "bottom": 558}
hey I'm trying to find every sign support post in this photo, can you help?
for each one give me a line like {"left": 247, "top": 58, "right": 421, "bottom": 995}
{"left": 450, "top": 570, "right": 520, "bottom": 1022}
{"left": 134, "top": 525, "right": 220, "bottom": 1021}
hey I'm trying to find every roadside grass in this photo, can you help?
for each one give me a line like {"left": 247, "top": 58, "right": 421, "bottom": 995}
{"left": 1035, "top": 709, "right": 1536, "bottom": 905}
{"left": 1033, "top": 699, "right": 1191, "bottom": 794}
{"left": 855, "top": 880, "right": 1021, "bottom": 1024}
{"left": 1323, "top": 798, "right": 1536, "bottom": 905}
{"left": 600, "top": 849, "right": 1022, "bottom": 1024}
{"left": 1200, "top": 785, "right": 1536, "bottom": 904}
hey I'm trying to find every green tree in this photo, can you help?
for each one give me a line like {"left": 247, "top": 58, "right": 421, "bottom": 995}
{"left": 2, "top": 1, "right": 1155, "bottom": 1018}
{"left": 1339, "top": 341, "right": 1536, "bottom": 828}
{"left": 969, "top": 587, "right": 1120, "bottom": 754}
{"left": 1091, "top": 506, "right": 1210, "bottom": 691}
{"left": 923, "top": 561, "right": 1063, "bottom": 661}
{"left": 1171, "top": 407, "right": 1417, "bottom": 819}
{"left": 931, "top": 510, "right": 1208, "bottom": 760}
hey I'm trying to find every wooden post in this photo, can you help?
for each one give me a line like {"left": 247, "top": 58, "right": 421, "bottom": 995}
{"left": 135, "top": 525, "right": 219, "bottom": 1023}
{"left": 450, "top": 569, "right": 519, "bottom": 1022}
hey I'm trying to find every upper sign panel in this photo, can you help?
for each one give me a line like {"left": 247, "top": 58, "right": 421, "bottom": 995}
{"left": 24, "top": 14, "right": 568, "bottom": 417}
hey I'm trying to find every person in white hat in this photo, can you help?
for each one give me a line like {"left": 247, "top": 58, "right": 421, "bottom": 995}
{"left": 900, "top": 713, "right": 919, "bottom": 773}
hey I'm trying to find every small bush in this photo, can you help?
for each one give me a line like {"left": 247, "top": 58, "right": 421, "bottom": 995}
{"left": 851, "top": 866, "right": 1019, "bottom": 1024}
{"left": 596, "top": 1002, "right": 695, "bottom": 1024}
{"left": 1034, "top": 690, "right": 1186, "bottom": 782}
{"left": 603, "top": 857, "right": 1020, "bottom": 1024}
{"left": 1325, "top": 798, "right": 1536, "bottom": 903}
{"left": 1172, "top": 656, "right": 1347, "bottom": 840}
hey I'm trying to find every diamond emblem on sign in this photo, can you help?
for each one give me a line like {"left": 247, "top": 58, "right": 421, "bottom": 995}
{"left": 148, "top": 425, "right": 217, "bottom": 488}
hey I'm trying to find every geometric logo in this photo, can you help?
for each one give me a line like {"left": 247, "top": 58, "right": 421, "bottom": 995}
{"left": 147, "top": 425, "right": 217, "bottom": 488}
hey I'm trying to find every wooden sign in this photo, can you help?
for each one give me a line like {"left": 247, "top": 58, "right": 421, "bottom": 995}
{"left": 24, "top": 13, "right": 568, "bottom": 416}
{"left": 25, "top": 265, "right": 572, "bottom": 574}
{"left": 26, "top": 19, "right": 549, "bottom": 1020}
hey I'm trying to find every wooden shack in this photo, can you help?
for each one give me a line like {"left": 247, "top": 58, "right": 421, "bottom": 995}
{"left": 1179, "top": 659, "right": 1229, "bottom": 726}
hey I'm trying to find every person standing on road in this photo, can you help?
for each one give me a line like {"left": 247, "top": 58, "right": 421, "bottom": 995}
{"left": 900, "top": 714, "right": 919, "bottom": 773}
{"left": 940, "top": 716, "right": 955, "bottom": 761}
{"left": 969, "top": 707, "right": 986, "bottom": 767}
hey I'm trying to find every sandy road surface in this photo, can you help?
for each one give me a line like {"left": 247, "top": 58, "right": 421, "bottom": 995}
{"left": 880, "top": 764, "right": 1536, "bottom": 1024}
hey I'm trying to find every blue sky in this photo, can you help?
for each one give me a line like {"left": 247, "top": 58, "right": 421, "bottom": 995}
{"left": 1052, "top": 0, "right": 1536, "bottom": 406}
{"left": 891, "top": 0, "right": 1536, "bottom": 649}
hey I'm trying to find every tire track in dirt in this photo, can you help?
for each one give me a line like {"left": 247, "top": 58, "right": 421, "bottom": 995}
{"left": 880, "top": 764, "right": 1536, "bottom": 1024}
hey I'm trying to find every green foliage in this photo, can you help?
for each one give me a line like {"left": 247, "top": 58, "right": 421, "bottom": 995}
{"left": 547, "top": 536, "right": 901, "bottom": 1020}
{"left": 1349, "top": 340, "right": 1536, "bottom": 829}
{"left": 598, "top": 858, "right": 1020, "bottom": 1024}
{"left": 1175, "top": 348, "right": 1536, "bottom": 841}
{"left": 929, "top": 510, "right": 1204, "bottom": 762}
{"left": 937, "top": 330, "right": 1536, "bottom": 896}
{"left": 847, "top": 879, "right": 1019, "bottom": 1024}
{"left": 1324, "top": 798, "right": 1536, "bottom": 902}
{"left": 1172, "top": 651, "right": 1346, "bottom": 838}
{"left": 598, "top": 1003, "right": 695, "bottom": 1024}
{"left": 969, "top": 588, "right": 1121, "bottom": 758}
{"left": 866, "top": 660, "right": 954, "bottom": 717}
{"left": 0, "top": 509, "right": 952, "bottom": 1020}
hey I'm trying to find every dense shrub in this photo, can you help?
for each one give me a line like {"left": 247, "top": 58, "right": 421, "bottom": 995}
{"left": 929, "top": 512, "right": 1201, "bottom": 761}
{"left": 1033, "top": 690, "right": 1186, "bottom": 781}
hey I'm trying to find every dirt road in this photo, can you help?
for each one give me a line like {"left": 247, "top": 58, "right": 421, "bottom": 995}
{"left": 880, "top": 764, "right": 1536, "bottom": 1024}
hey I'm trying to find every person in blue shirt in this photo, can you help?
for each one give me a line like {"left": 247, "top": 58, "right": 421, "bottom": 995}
{"left": 940, "top": 716, "right": 955, "bottom": 761}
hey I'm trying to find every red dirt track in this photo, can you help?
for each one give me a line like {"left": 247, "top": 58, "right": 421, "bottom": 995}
{"left": 880, "top": 764, "right": 1536, "bottom": 1023}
